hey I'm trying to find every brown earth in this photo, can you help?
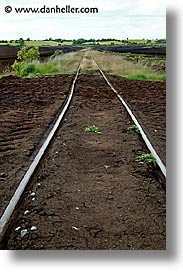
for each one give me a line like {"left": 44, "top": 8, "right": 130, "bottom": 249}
{"left": 108, "top": 76, "right": 166, "bottom": 165}
{"left": 0, "top": 74, "right": 166, "bottom": 250}
{"left": 93, "top": 45, "right": 166, "bottom": 55}
{"left": 0, "top": 75, "right": 73, "bottom": 217}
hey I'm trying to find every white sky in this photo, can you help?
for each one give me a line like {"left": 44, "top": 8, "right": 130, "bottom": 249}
{"left": 0, "top": 0, "right": 166, "bottom": 40}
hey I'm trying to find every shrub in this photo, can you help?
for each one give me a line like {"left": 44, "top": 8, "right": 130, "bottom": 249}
{"left": 12, "top": 46, "right": 40, "bottom": 76}
{"left": 12, "top": 60, "right": 23, "bottom": 76}
{"left": 17, "top": 46, "right": 40, "bottom": 62}
{"left": 12, "top": 62, "right": 37, "bottom": 77}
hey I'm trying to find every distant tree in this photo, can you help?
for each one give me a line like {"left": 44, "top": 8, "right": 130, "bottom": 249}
{"left": 18, "top": 38, "right": 25, "bottom": 48}
{"left": 54, "top": 38, "right": 63, "bottom": 43}
{"left": 156, "top": 39, "right": 166, "bottom": 44}
{"left": 146, "top": 39, "right": 151, "bottom": 44}
{"left": 88, "top": 38, "right": 95, "bottom": 43}
{"left": 0, "top": 40, "right": 8, "bottom": 43}
{"left": 72, "top": 38, "right": 86, "bottom": 45}
{"left": 26, "top": 38, "right": 31, "bottom": 41}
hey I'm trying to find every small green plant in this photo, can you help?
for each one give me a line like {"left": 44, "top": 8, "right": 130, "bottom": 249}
{"left": 85, "top": 125, "right": 101, "bottom": 134}
{"left": 128, "top": 125, "right": 140, "bottom": 134}
{"left": 135, "top": 153, "right": 157, "bottom": 167}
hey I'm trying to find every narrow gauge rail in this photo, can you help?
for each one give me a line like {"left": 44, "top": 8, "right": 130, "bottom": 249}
{"left": 0, "top": 55, "right": 84, "bottom": 238}
{"left": 91, "top": 53, "right": 166, "bottom": 178}
{"left": 0, "top": 51, "right": 166, "bottom": 248}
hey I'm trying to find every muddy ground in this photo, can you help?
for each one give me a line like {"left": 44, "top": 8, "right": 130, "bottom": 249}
{"left": 0, "top": 74, "right": 166, "bottom": 250}
{"left": 93, "top": 45, "right": 166, "bottom": 55}
{"left": 108, "top": 76, "right": 166, "bottom": 165}
{"left": 0, "top": 75, "right": 73, "bottom": 217}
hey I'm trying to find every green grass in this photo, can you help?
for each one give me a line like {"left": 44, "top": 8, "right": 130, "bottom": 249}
{"left": 124, "top": 72, "right": 166, "bottom": 82}
{"left": 11, "top": 51, "right": 84, "bottom": 77}
{"left": 92, "top": 50, "right": 166, "bottom": 82}
{"left": 18, "top": 62, "right": 59, "bottom": 77}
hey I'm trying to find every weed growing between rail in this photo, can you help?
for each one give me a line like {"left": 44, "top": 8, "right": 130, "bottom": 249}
{"left": 85, "top": 125, "right": 101, "bottom": 134}
{"left": 128, "top": 125, "right": 140, "bottom": 134}
{"left": 135, "top": 153, "right": 157, "bottom": 168}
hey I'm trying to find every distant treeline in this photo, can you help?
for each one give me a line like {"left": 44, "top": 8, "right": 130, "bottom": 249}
{"left": 49, "top": 38, "right": 166, "bottom": 45}
{"left": 0, "top": 38, "right": 166, "bottom": 45}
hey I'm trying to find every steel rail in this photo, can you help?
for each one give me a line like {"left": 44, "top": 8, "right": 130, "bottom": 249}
{"left": 91, "top": 52, "right": 166, "bottom": 178}
{"left": 0, "top": 56, "right": 84, "bottom": 236}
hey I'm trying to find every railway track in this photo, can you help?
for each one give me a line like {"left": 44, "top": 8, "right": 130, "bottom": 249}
{"left": 91, "top": 53, "right": 166, "bottom": 177}
{"left": 0, "top": 51, "right": 166, "bottom": 249}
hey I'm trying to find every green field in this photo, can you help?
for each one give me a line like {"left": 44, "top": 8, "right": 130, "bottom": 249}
{"left": 0, "top": 38, "right": 166, "bottom": 47}
{"left": 83, "top": 39, "right": 166, "bottom": 46}
{"left": 0, "top": 40, "right": 73, "bottom": 47}
{"left": 25, "top": 40, "right": 73, "bottom": 46}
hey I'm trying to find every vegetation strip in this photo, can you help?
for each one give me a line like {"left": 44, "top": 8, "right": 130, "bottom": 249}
{"left": 0, "top": 56, "right": 83, "bottom": 236}
{"left": 92, "top": 54, "right": 166, "bottom": 177}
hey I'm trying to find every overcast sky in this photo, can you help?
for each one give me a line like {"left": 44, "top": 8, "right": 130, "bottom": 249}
{"left": 0, "top": 0, "right": 166, "bottom": 40}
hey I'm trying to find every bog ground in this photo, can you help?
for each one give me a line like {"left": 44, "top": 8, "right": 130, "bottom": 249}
{"left": 0, "top": 50, "right": 166, "bottom": 250}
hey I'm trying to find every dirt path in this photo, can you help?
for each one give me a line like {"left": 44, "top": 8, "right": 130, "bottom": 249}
{"left": 2, "top": 75, "right": 166, "bottom": 250}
